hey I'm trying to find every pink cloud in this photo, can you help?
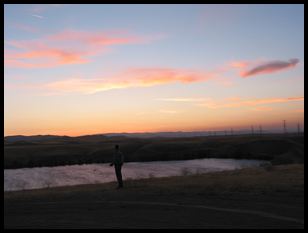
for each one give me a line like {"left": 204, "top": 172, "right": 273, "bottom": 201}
{"left": 5, "top": 43, "right": 90, "bottom": 68}
{"left": 5, "top": 59, "right": 55, "bottom": 69}
{"left": 4, "top": 29, "right": 155, "bottom": 69}
{"left": 47, "top": 29, "right": 143, "bottom": 45}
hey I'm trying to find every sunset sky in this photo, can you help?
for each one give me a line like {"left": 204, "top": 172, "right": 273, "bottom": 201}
{"left": 4, "top": 4, "right": 304, "bottom": 136}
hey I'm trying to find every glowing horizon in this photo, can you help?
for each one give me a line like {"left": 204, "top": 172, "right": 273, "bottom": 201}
{"left": 4, "top": 4, "right": 304, "bottom": 136}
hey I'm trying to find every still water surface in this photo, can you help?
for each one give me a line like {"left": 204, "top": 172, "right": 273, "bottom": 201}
{"left": 4, "top": 158, "right": 270, "bottom": 191}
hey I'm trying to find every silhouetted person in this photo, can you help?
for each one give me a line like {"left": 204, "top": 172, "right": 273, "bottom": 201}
{"left": 110, "top": 144, "right": 124, "bottom": 189}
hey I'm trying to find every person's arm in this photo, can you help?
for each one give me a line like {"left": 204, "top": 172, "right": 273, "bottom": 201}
{"left": 110, "top": 152, "right": 115, "bottom": 166}
{"left": 121, "top": 152, "right": 124, "bottom": 165}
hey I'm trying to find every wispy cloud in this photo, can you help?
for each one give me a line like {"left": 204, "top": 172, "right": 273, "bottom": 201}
{"left": 251, "top": 106, "right": 273, "bottom": 112}
{"left": 229, "top": 61, "right": 250, "bottom": 69}
{"left": 8, "top": 56, "right": 302, "bottom": 93}
{"left": 28, "top": 4, "right": 65, "bottom": 19}
{"left": 240, "top": 59, "right": 300, "bottom": 77}
{"left": 157, "top": 97, "right": 207, "bottom": 102}
{"left": 197, "top": 96, "right": 304, "bottom": 109}
{"left": 4, "top": 29, "right": 155, "bottom": 69}
{"left": 158, "top": 96, "right": 304, "bottom": 109}
{"left": 11, "top": 68, "right": 214, "bottom": 94}
{"left": 5, "top": 41, "right": 90, "bottom": 68}
{"left": 46, "top": 29, "right": 143, "bottom": 45}
{"left": 48, "top": 68, "right": 213, "bottom": 94}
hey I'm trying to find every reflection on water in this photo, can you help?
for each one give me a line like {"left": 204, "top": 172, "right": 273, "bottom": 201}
{"left": 4, "top": 158, "right": 270, "bottom": 191}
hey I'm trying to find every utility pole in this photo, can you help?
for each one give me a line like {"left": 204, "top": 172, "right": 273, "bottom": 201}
{"left": 283, "top": 120, "right": 287, "bottom": 134}
{"left": 251, "top": 125, "right": 254, "bottom": 135}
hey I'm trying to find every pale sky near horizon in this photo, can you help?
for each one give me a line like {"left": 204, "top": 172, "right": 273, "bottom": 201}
{"left": 4, "top": 4, "right": 304, "bottom": 136}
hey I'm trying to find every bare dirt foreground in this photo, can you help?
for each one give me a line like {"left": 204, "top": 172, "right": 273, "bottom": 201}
{"left": 4, "top": 164, "right": 304, "bottom": 229}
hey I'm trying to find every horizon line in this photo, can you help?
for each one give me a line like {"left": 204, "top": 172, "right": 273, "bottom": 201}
{"left": 4, "top": 128, "right": 305, "bottom": 138}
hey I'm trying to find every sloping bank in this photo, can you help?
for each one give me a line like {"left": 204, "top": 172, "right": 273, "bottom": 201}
{"left": 4, "top": 135, "right": 304, "bottom": 169}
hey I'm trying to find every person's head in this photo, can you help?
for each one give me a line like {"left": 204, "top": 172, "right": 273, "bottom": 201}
{"left": 115, "top": 144, "right": 119, "bottom": 150}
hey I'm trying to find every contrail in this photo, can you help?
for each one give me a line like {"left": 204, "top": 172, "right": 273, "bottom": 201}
{"left": 31, "top": 14, "right": 44, "bottom": 19}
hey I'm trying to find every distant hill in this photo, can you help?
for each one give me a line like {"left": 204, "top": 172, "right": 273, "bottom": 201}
{"left": 4, "top": 135, "right": 71, "bottom": 143}
{"left": 4, "top": 129, "right": 296, "bottom": 143}
{"left": 4, "top": 131, "right": 234, "bottom": 143}
{"left": 103, "top": 131, "right": 252, "bottom": 138}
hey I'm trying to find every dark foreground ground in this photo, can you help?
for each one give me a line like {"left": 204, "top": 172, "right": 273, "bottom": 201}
{"left": 4, "top": 164, "right": 304, "bottom": 229}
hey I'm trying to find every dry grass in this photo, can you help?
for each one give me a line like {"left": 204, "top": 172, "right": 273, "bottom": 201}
{"left": 4, "top": 163, "right": 304, "bottom": 229}
{"left": 4, "top": 135, "right": 304, "bottom": 169}
{"left": 5, "top": 164, "right": 304, "bottom": 202}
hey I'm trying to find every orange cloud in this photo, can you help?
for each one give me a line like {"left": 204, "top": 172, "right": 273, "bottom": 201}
{"left": 157, "top": 96, "right": 303, "bottom": 109}
{"left": 18, "top": 68, "right": 213, "bottom": 94}
{"left": 197, "top": 96, "right": 304, "bottom": 109}
{"left": 124, "top": 68, "right": 212, "bottom": 84}
{"left": 11, "top": 61, "right": 302, "bottom": 94}
{"left": 240, "top": 59, "right": 300, "bottom": 77}
{"left": 251, "top": 106, "right": 273, "bottom": 112}
{"left": 157, "top": 97, "right": 207, "bottom": 102}
{"left": 240, "top": 96, "right": 304, "bottom": 106}
{"left": 4, "top": 29, "right": 152, "bottom": 69}
{"left": 295, "top": 109, "right": 304, "bottom": 113}
{"left": 229, "top": 61, "right": 250, "bottom": 69}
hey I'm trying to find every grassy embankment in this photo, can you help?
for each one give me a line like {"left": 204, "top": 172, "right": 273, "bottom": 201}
{"left": 4, "top": 134, "right": 304, "bottom": 169}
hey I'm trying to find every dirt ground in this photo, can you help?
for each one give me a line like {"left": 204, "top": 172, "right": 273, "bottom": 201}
{"left": 4, "top": 164, "right": 304, "bottom": 229}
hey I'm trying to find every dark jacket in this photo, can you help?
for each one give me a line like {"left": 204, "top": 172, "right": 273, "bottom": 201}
{"left": 113, "top": 150, "right": 124, "bottom": 165}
